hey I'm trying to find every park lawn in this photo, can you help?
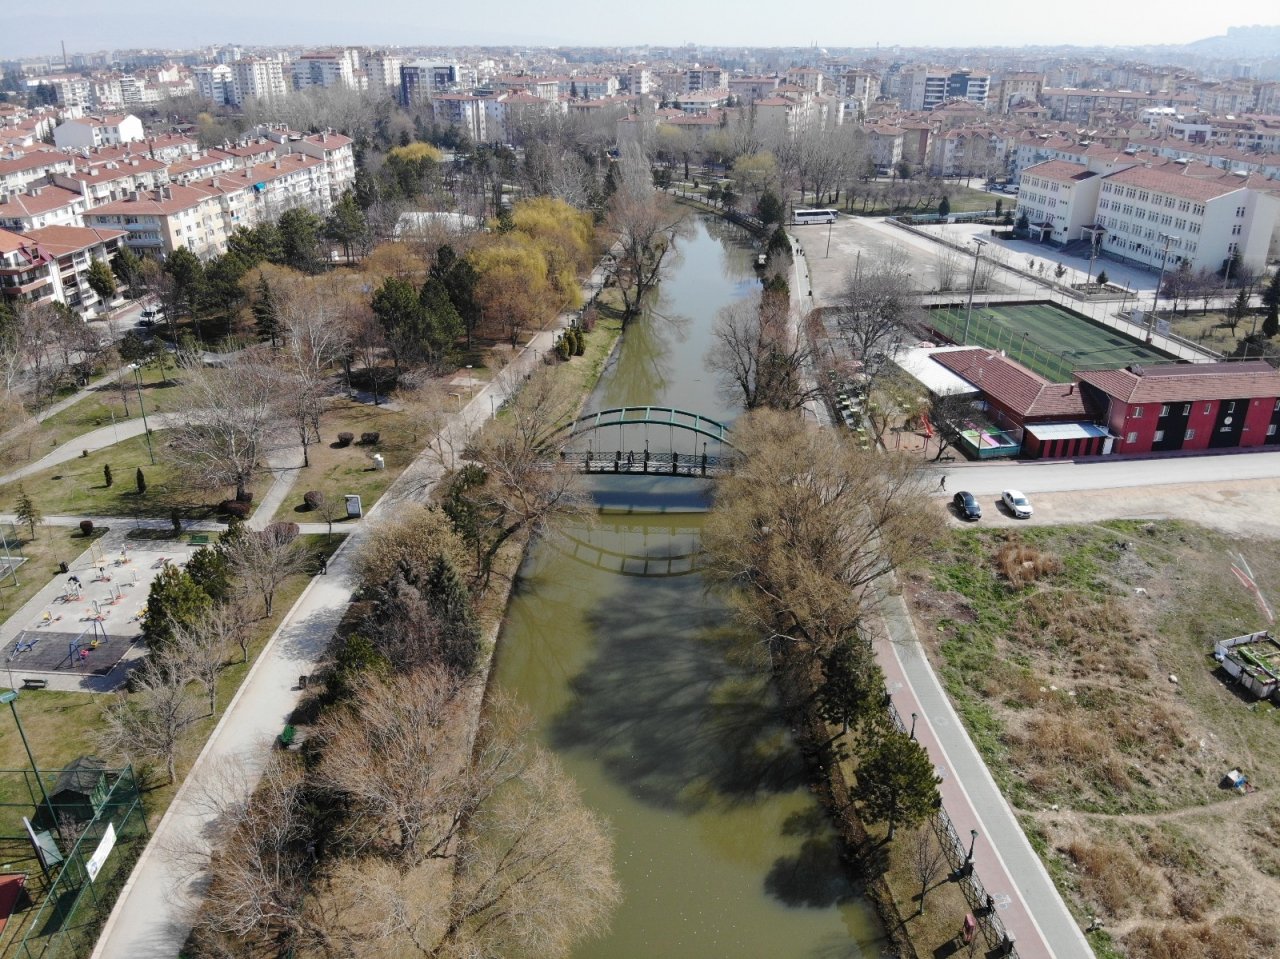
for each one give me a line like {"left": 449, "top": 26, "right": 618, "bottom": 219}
{"left": 0, "top": 434, "right": 267, "bottom": 522}
{"left": 1167, "top": 308, "right": 1261, "bottom": 355}
{"left": 564, "top": 312, "right": 624, "bottom": 397}
{"left": 270, "top": 400, "right": 418, "bottom": 524}
{"left": 853, "top": 185, "right": 1000, "bottom": 217}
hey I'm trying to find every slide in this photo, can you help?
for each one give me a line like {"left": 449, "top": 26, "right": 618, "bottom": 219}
{"left": 920, "top": 414, "right": 934, "bottom": 437}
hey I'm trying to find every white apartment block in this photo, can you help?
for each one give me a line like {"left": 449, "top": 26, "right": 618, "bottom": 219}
{"left": 37, "top": 75, "right": 92, "bottom": 108}
{"left": 569, "top": 75, "right": 619, "bottom": 99}
{"left": 193, "top": 64, "right": 234, "bottom": 105}
{"left": 0, "top": 149, "right": 77, "bottom": 196}
{"left": 684, "top": 66, "right": 727, "bottom": 94}
{"left": 0, "top": 184, "right": 90, "bottom": 232}
{"left": 401, "top": 62, "right": 469, "bottom": 104}
{"left": 0, "top": 224, "right": 126, "bottom": 313}
{"left": 1016, "top": 160, "right": 1104, "bottom": 244}
{"left": 728, "top": 76, "right": 781, "bottom": 102}
{"left": 429, "top": 95, "right": 487, "bottom": 142}
{"left": 622, "top": 65, "right": 651, "bottom": 95}
{"left": 231, "top": 59, "right": 289, "bottom": 105}
{"left": 364, "top": 52, "right": 403, "bottom": 96}
{"left": 85, "top": 182, "right": 241, "bottom": 259}
{"left": 901, "top": 68, "right": 989, "bottom": 111}
{"left": 292, "top": 49, "right": 362, "bottom": 91}
{"left": 785, "top": 68, "right": 824, "bottom": 94}
{"left": 1041, "top": 88, "right": 1197, "bottom": 122}
{"left": 53, "top": 114, "right": 145, "bottom": 150}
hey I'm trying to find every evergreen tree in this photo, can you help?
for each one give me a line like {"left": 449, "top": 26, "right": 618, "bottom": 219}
{"left": 186, "top": 543, "right": 233, "bottom": 604}
{"left": 104, "top": 464, "right": 113, "bottom": 488}
{"left": 418, "top": 275, "right": 464, "bottom": 358}
{"left": 766, "top": 226, "right": 792, "bottom": 262}
{"left": 277, "top": 207, "right": 324, "bottom": 273}
{"left": 423, "top": 555, "right": 480, "bottom": 675}
{"left": 13, "top": 486, "right": 42, "bottom": 539}
{"left": 854, "top": 729, "right": 941, "bottom": 840}
{"left": 136, "top": 467, "right": 147, "bottom": 495}
{"left": 816, "top": 639, "right": 885, "bottom": 737}
{"left": 111, "top": 247, "right": 142, "bottom": 297}
{"left": 1095, "top": 269, "right": 1108, "bottom": 287}
{"left": 142, "top": 565, "right": 213, "bottom": 652}
{"left": 164, "top": 247, "right": 206, "bottom": 315}
{"left": 324, "top": 190, "right": 370, "bottom": 262}
{"left": 1263, "top": 270, "right": 1280, "bottom": 338}
{"left": 938, "top": 196, "right": 951, "bottom": 218}
{"left": 432, "top": 245, "right": 482, "bottom": 349}
{"left": 86, "top": 258, "right": 117, "bottom": 301}
{"left": 757, "top": 191, "right": 785, "bottom": 226}
{"left": 203, "top": 251, "right": 252, "bottom": 316}
{"left": 372, "top": 276, "right": 428, "bottom": 368}
{"left": 252, "top": 273, "right": 280, "bottom": 345}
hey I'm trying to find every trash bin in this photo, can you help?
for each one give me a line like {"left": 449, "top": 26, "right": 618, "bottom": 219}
{"left": 59, "top": 562, "right": 69, "bottom": 574}
{"left": 372, "top": 453, "right": 385, "bottom": 471}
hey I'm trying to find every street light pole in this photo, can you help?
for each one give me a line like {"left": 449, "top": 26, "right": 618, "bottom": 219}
{"left": 910, "top": 712, "right": 918, "bottom": 740}
{"left": 130, "top": 364, "right": 155, "bottom": 465}
{"left": 962, "top": 238, "right": 988, "bottom": 345}
{"left": 1, "top": 690, "right": 59, "bottom": 830}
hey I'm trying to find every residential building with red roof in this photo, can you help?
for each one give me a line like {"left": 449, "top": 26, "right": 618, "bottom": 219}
{"left": 17, "top": 224, "right": 127, "bottom": 313}
{"left": 52, "top": 114, "right": 145, "bottom": 151}
{"left": 0, "top": 184, "right": 90, "bottom": 232}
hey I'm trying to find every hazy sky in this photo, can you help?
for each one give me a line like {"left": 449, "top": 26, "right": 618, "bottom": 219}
{"left": 3, "top": 1, "right": 1277, "bottom": 58}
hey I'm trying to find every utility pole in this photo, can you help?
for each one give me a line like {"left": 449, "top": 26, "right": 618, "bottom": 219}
{"left": 1151, "top": 232, "right": 1179, "bottom": 341}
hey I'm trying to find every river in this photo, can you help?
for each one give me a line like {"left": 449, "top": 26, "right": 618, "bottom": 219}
{"left": 491, "top": 215, "right": 886, "bottom": 959}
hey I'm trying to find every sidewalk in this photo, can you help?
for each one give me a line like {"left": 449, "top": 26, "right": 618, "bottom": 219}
{"left": 89, "top": 277, "right": 585, "bottom": 959}
{"left": 0, "top": 415, "right": 173, "bottom": 487}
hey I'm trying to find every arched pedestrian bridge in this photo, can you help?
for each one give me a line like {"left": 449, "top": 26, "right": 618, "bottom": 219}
{"left": 550, "top": 406, "right": 738, "bottom": 477}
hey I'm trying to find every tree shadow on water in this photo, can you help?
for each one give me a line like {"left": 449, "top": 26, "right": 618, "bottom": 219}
{"left": 548, "top": 572, "right": 806, "bottom": 813}
{"left": 764, "top": 807, "right": 861, "bottom": 909}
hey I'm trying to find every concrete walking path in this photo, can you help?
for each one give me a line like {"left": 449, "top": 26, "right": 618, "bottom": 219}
{"left": 89, "top": 275, "right": 588, "bottom": 959}
{"left": 0, "top": 414, "right": 175, "bottom": 487}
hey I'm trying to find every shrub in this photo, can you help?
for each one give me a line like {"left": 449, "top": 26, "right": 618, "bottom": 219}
{"left": 1096, "top": 269, "right": 1109, "bottom": 287}
{"left": 336, "top": 432, "right": 354, "bottom": 447}
{"left": 220, "top": 500, "right": 251, "bottom": 520}
{"left": 572, "top": 328, "right": 586, "bottom": 356}
{"left": 303, "top": 490, "right": 323, "bottom": 511}
{"left": 360, "top": 431, "right": 380, "bottom": 446}
{"left": 235, "top": 489, "right": 253, "bottom": 504}
{"left": 580, "top": 306, "right": 598, "bottom": 333}
{"left": 264, "top": 521, "right": 300, "bottom": 543}
{"left": 79, "top": 519, "right": 94, "bottom": 536}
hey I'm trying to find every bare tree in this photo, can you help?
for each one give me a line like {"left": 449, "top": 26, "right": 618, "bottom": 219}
{"left": 225, "top": 524, "right": 313, "bottom": 616}
{"left": 912, "top": 824, "right": 948, "bottom": 915}
{"left": 929, "top": 389, "right": 979, "bottom": 461}
{"left": 166, "top": 359, "right": 286, "bottom": 501}
{"left": 703, "top": 410, "right": 939, "bottom": 665}
{"left": 170, "top": 603, "right": 245, "bottom": 711}
{"left": 275, "top": 279, "right": 351, "bottom": 467}
{"left": 97, "top": 662, "right": 201, "bottom": 785}
{"left": 188, "top": 755, "right": 319, "bottom": 955}
{"left": 837, "top": 257, "right": 923, "bottom": 402}
{"left": 602, "top": 143, "right": 686, "bottom": 324}
{"left": 444, "top": 367, "right": 590, "bottom": 588}
{"left": 706, "top": 291, "right": 819, "bottom": 412}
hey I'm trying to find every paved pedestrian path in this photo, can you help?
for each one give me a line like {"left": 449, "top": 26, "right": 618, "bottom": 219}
{"left": 88, "top": 273, "right": 591, "bottom": 959}
{"left": 0, "top": 415, "right": 174, "bottom": 487}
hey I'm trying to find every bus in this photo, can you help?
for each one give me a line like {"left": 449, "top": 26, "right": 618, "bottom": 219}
{"left": 792, "top": 208, "right": 838, "bottom": 225}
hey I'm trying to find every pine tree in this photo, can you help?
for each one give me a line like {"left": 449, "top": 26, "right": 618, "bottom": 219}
{"left": 14, "top": 486, "right": 42, "bottom": 539}
{"left": 816, "top": 639, "right": 885, "bottom": 737}
{"left": 252, "top": 273, "right": 279, "bottom": 346}
{"left": 86, "top": 258, "right": 117, "bottom": 302}
{"left": 424, "top": 555, "right": 480, "bottom": 675}
{"left": 854, "top": 730, "right": 940, "bottom": 840}
{"left": 938, "top": 196, "right": 951, "bottom": 218}
{"left": 142, "top": 565, "right": 213, "bottom": 653}
{"left": 104, "top": 464, "right": 113, "bottom": 488}
{"left": 136, "top": 467, "right": 147, "bottom": 495}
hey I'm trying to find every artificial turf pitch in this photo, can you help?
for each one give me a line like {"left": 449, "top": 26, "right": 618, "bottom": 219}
{"left": 926, "top": 301, "right": 1172, "bottom": 383}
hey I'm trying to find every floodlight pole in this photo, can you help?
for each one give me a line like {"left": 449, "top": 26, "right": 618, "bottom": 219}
{"left": 962, "top": 238, "right": 988, "bottom": 345}
{"left": 1, "top": 690, "right": 59, "bottom": 830}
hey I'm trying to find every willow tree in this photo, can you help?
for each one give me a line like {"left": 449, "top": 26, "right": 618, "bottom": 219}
{"left": 703, "top": 409, "right": 938, "bottom": 665}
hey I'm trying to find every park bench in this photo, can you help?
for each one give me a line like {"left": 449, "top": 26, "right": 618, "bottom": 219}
{"left": 189, "top": 534, "right": 210, "bottom": 546}
{"left": 21, "top": 678, "right": 48, "bottom": 690}
{"left": 278, "top": 725, "right": 296, "bottom": 749}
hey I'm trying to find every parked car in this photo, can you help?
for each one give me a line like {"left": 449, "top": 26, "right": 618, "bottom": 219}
{"left": 1001, "top": 489, "right": 1034, "bottom": 519}
{"left": 138, "top": 306, "right": 164, "bottom": 327}
{"left": 952, "top": 491, "right": 982, "bottom": 521}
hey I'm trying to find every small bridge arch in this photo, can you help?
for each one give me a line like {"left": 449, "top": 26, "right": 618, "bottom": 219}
{"left": 550, "top": 407, "right": 738, "bottom": 477}
{"left": 554, "top": 406, "right": 736, "bottom": 449}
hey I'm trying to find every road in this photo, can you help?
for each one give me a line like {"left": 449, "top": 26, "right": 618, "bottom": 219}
{"left": 87, "top": 267, "right": 603, "bottom": 959}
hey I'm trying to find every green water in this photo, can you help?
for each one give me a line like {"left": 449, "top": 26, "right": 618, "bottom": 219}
{"left": 492, "top": 217, "right": 885, "bottom": 959}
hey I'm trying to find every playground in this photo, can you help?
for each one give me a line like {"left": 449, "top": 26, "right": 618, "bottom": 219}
{"left": 924, "top": 301, "right": 1174, "bottom": 383}
{"left": 3, "top": 542, "right": 188, "bottom": 681}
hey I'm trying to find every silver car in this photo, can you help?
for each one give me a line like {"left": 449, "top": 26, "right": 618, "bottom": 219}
{"left": 1001, "top": 489, "right": 1033, "bottom": 519}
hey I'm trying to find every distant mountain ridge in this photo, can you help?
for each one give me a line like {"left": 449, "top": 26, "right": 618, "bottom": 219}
{"left": 1187, "top": 24, "right": 1280, "bottom": 56}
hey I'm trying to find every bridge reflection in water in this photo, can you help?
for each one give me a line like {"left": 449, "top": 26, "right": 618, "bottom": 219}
{"left": 548, "top": 514, "right": 706, "bottom": 578}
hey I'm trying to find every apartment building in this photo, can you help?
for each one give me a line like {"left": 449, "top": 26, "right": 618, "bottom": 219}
{"left": 683, "top": 66, "right": 727, "bottom": 94}
{"left": 994, "top": 72, "right": 1043, "bottom": 113}
{"left": 837, "top": 71, "right": 877, "bottom": 120}
{"left": 866, "top": 125, "right": 904, "bottom": 171}
{"left": 364, "top": 52, "right": 403, "bottom": 96}
{"left": 429, "top": 94, "right": 487, "bottom": 142}
{"left": 621, "top": 65, "right": 651, "bottom": 95}
{"left": 0, "top": 149, "right": 77, "bottom": 195}
{"left": 785, "top": 67, "right": 824, "bottom": 94}
{"left": 401, "top": 62, "right": 467, "bottom": 104}
{"left": 1016, "top": 160, "right": 1104, "bottom": 243}
{"left": 901, "top": 68, "right": 989, "bottom": 111}
{"left": 0, "top": 185, "right": 90, "bottom": 232}
{"left": 292, "top": 49, "right": 362, "bottom": 91}
{"left": 568, "top": 75, "right": 619, "bottom": 99}
{"left": 727, "top": 75, "right": 781, "bottom": 103}
{"left": 0, "top": 228, "right": 56, "bottom": 305}
{"left": 52, "top": 114, "right": 145, "bottom": 150}
{"left": 193, "top": 64, "right": 234, "bottom": 105}
{"left": 1041, "top": 88, "right": 1197, "bottom": 122}
{"left": 230, "top": 58, "right": 289, "bottom": 105}
{"left": 83, "top": 183, "right": 235, "bottom": 258}
{"left": 17, "top": 224, "right": 126, "bottom": 313}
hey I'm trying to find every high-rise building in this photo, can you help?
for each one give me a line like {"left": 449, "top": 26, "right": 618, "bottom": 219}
{"left": 231, "top": 58, "right": 289, "bottom": 105}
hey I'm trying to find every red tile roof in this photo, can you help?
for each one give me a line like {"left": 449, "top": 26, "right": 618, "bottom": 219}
{"left": 1102, "top": 163, "right": 1247, "bottom": 202}
{"left": 0, "top": 185, "right": 85, "bottom": 217}
{"left": 1077, "top": 361, "right": 1280, "bottom": 404}
{"left": 930, "top": 348, "right": 1090, "bottom": 418}
{"left": 1021, "top": 159, "right": 1096, "bottom": 183}
{"left": 20, "top": 224, "right": 126, "bottom": 255}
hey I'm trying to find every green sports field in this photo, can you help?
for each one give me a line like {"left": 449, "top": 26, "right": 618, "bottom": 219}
{"left": 925, "top": 301, "right": 1173, "bottom": 383}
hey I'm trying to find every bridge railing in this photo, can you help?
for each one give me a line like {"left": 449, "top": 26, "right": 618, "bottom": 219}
{"left": 556, "top": 449, "right": 736, "bottom": 477}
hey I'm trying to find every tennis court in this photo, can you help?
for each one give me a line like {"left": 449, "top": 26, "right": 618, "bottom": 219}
{"left": 925, "top": 301, "right": 1173, "bottom": 383}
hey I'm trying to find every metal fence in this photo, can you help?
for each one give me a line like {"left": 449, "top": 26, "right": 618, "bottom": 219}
{"left": 884, "top": 701, "right": 1019, "bottom": 958}
{"left": 4, "top": 765, "right": 148, "bottom": 959}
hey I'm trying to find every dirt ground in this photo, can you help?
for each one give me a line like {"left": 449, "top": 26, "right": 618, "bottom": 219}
{"left": 903, "top": 509, "right": 1280, "bottom": 959}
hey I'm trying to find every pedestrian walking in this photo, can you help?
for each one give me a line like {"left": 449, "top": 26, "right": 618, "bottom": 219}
{"left": 939, "top": 474, "right": 947, "bottom": 491}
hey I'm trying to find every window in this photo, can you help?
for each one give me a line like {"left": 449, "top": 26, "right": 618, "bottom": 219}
{"left": 1182, "top": 404, "right": 1191, "bottom": 415}
{"left": 1185, "top": 428, "right": 1196, "bottom": 441}
{"left": 1204, "top": 403, "right": 1212, "bottom": 414}
{"left": 1153, "top": 430, "right": 1164, "bottom": 442}
{"left": 1126, "top": 431, "right": 1138, "bottom": 444}
{"left": 1160, "top": 404, "right": 1170, "bottom": 416}
{"left": 1232, "top": 224, "right": 1243, "bottom": 235}
{"left": 1227, "top": 401, "right": 1236, "bottom": 413}
{"left": 1269, "top": 424, "right": 1277, "bottom": 437}
{"left": 1132, "top": 406, "right": 1143, "bottom": 418}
